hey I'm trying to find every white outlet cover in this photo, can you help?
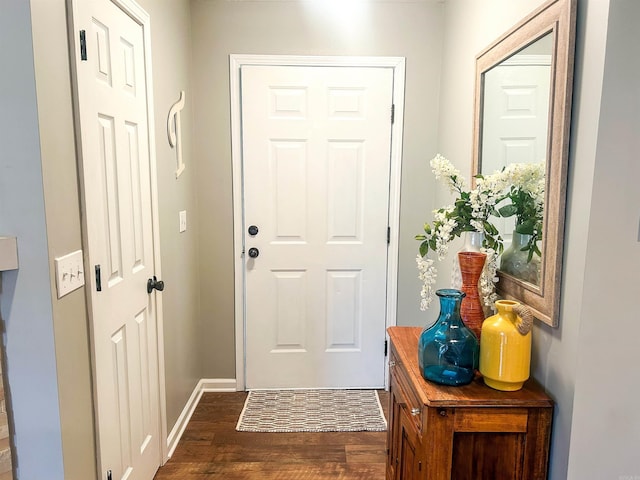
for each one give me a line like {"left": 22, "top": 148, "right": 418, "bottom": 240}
{"left": 54, "top": 250, "right": 85, "bottom": 298}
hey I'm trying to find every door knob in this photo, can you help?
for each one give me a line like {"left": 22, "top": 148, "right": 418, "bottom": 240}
{"left": 147, "top": 276, "right": 165, "bottom": 294}
{"left": 248, "top": 225, "right": 259, "bottom": 236}
{"left": 248, "top": 247, "right": 259, "bottom": 258}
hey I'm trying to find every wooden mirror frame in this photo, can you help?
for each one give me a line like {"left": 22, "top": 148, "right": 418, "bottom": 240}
{"left": 472, "top": 0, "right": 576, "bottom": 326}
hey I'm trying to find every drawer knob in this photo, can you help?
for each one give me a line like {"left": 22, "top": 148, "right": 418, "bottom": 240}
{"left": 389, "top": 360, "right": 396, "bottom": 367}
{"left": 411, "top": 407, "right": 420, "bottom": 416}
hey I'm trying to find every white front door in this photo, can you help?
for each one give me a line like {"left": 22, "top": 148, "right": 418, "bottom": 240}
{"left": 241, "top": 65, "right": 394, "bottom": 389}
{"left": 71, "top": 0, "right": 163, "bottom": 479}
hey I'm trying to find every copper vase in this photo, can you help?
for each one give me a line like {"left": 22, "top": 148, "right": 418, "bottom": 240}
{"left": 458, "top": 251, "right": 486, "bottom": 339}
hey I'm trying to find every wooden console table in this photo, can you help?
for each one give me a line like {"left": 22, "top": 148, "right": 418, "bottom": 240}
{"left": 386, "top": 326, "right": 553, "bottom": 480}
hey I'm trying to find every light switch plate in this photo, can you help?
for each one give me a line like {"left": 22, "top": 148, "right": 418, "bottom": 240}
{"left": 179, "top": 210, "right": 187, "bottom": 233}
{"left": 55, "top": 250, "right": 85, "bottom": 298}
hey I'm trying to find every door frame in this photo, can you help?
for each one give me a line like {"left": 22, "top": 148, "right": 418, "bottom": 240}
{"left": 229, "top": 55, "right": 405, "bottom": 391}
{"left": 67, "top": 0, "right": 169, "bottom": 469}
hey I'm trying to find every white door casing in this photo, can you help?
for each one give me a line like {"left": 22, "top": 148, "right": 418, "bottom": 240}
{"left": 230, "top": 56, "right": 405, "bottom": 391}
{"left": 69, "top": 0, "right": 167, "bottom": 478}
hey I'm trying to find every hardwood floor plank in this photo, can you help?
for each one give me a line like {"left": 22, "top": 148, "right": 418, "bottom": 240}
{"left": 155, "top": 391, "right": 389, "bottom": 480}
{"left": 171, "top": 443, "right": 348, "bottom": 463}
{"left": 154, "top": 461, "right": 385, "bottom": 479}
{"left": 211, "top": 431, "right": 385, "bottom": 447}
{"left": 344, "top": 444, "right": 387, "bottom": 464}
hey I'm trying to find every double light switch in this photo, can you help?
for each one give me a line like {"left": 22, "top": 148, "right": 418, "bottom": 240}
{"left": 54, "top": 250, "right": 85, "bottom": 298}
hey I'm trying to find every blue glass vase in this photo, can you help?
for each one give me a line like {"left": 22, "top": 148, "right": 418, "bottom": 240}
{"left": 418, "top": 289, "right": 479, "bottom": 386}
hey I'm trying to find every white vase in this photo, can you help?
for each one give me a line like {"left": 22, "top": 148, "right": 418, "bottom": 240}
{"left": 451, "top": 231, "right": 485, "bottom": 289}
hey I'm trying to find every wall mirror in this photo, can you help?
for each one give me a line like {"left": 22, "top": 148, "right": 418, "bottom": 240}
{"left": 472, "top": 0, "right": 576, "bottom": 327}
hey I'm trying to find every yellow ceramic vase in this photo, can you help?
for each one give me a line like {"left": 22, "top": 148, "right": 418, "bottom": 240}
{"left": 479, "top": 300, "right": 532, "bottom": 391}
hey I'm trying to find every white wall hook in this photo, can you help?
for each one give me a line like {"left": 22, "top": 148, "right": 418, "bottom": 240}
{"left": 168, "top": 90, "right": 186, "bottom": 178}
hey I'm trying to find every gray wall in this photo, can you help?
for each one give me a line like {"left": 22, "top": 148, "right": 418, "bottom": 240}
{"left": 190, "top": 0, "right": 446, "bottom": 378}
{"left": 0, "top": 1, "right": 65, "bottom": 479}
{"left": 567, "top": 0, "right": 640, "bottom": 476}
{"left": 136, "top": 0, "right": 202, "bottom": 434}
{"left": 30, "top": 0, "right": 97, "bottom": 477}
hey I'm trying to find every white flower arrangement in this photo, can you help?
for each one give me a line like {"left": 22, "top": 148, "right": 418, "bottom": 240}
{"left": 416, "top": 155, "right": 546, "bottom": 311}
{"left": 415, "top": 155, "right": 505, "bottom": 310}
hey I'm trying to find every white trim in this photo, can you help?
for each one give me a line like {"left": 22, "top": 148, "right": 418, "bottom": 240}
{"left": 230, "top": 54, "right": 405, "bottom": 392}
{"left": 200, "top": 378, "right": 238, "bottom": 392}
{"left": 166, "top": 383, "right": 203, "bottom": 459}
{"left": 166, "top": 379, "right": 237, "bottom": 458}
{"left": 385, "top": 58, "right": 405, "bottom": 391}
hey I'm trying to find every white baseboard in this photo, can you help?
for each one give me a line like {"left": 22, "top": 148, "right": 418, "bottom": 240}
{"left": 166, "top": 378, "right": 237, "bottom": 458}
{"left": 200, "top": 378, "right": 237, "bottom": 392}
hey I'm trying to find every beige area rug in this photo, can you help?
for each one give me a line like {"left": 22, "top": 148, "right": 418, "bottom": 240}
{"left": 236, "top": 389, "right": 387, "bottom": 433}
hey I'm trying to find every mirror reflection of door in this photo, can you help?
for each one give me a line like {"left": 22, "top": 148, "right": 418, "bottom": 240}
{"left": 480, "top": 34, "right": 552, "bottom": 250}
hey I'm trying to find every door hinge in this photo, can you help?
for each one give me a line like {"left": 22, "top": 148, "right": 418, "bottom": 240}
{"left": 79, "top": 30, "right": 87, "bottom": 61}
{"left": 391, "top": 104, "right": 395, "bottom": 124}
{"left": 95, "top": 265, "right": 102, "bottom": 292}
{"left": 106, "top": 470, "right": 112, "bottom": 480}
{"left": 384, "top": 340, "right": 388, "bottom": 357}
{"left": 387, "top": 226, "right": 391, "bottom": 244}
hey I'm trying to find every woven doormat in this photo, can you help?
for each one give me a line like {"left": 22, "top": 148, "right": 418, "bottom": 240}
{"left": 236, "top": 389, "right": 387, "bottom": 433}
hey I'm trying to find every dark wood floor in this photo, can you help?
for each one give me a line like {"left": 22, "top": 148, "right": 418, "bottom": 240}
{"left": 154, "top": 390, "right": 389, "bottom": 480}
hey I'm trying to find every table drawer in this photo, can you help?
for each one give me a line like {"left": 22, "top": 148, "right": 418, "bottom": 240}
{"left": 390, "top": 350, "right": 424, "bottom": 434}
